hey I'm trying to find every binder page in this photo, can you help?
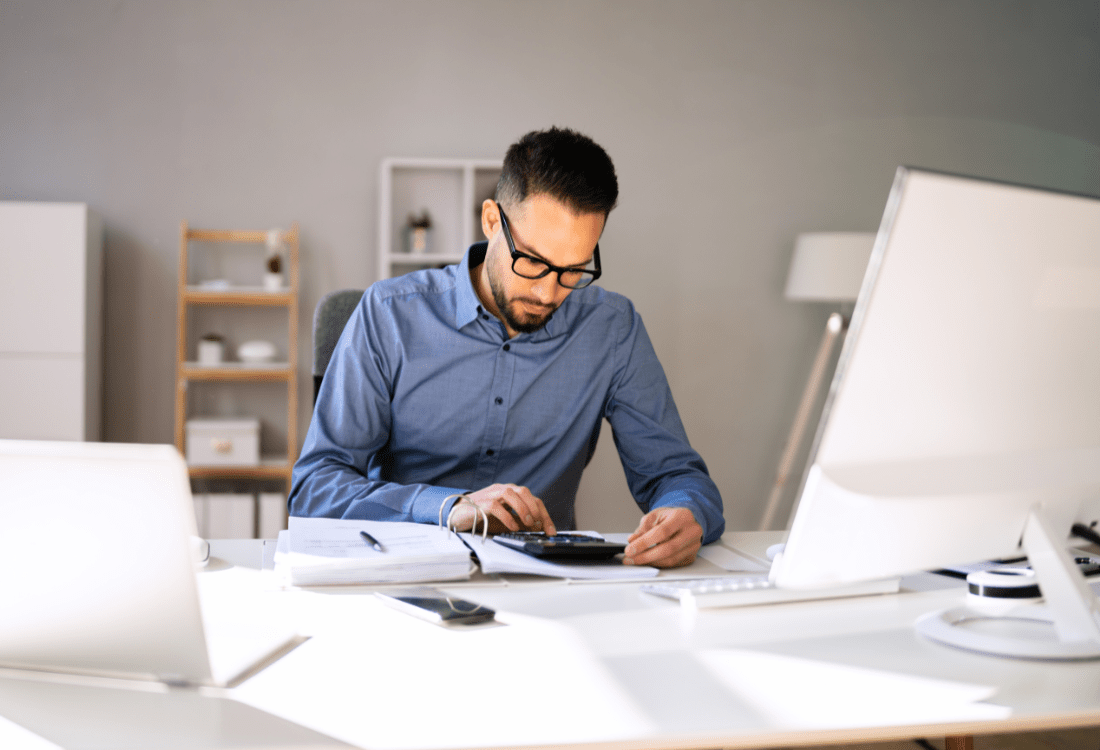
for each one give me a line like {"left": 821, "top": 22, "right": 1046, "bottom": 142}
{"left": 462, "top": 533, "right": 659, "bottom": 580}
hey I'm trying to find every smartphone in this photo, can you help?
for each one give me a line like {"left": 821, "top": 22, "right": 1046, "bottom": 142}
{"left": 374, "top": 587, "right": 496, "bottom": 626}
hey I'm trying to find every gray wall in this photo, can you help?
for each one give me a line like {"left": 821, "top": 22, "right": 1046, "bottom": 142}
{"left": 2, "top": 0, "right": 1098, "bottom": 532}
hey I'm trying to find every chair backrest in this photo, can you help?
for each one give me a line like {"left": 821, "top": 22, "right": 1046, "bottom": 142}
{"left": 312, "top": 289, "right": 363, "bottom": 403}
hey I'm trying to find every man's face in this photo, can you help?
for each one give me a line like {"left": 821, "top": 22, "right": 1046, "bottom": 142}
{"left": 479, "top": 194, "right": 605, "bottom": 336}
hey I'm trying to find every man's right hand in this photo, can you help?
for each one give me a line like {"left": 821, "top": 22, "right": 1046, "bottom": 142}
{"left": 448, "top": 484, "right": 557, "bottom": 536}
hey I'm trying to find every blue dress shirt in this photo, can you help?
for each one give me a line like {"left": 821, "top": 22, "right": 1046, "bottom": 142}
{"left": 290, "top": 243, "right": 724, "bottom": 542}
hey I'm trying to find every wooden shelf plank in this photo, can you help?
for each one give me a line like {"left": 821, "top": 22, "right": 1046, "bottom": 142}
{"left": 181, "top": 363, "right": 292, "bottom": 382}
{"left": 186, "top": 229, "right": 270, "bottom": 243}
{"left": 187, "top": 462, "right": 292, "bottom": 480}
{"left": 184, "top": 287, "right": 293, "bottom": 306}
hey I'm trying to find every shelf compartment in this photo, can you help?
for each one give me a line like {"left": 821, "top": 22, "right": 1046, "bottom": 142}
{"left": 378, "top": 158, "right": 501, "bottom": 282}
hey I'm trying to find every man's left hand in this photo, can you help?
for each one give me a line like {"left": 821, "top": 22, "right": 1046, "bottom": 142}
{"left": 623, "top": 507, "right": 703, "bottom": 568}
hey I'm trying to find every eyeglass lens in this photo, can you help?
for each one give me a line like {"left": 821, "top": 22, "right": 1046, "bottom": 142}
{"left": 511, "top": 255, "right": 596, "bottom": 288}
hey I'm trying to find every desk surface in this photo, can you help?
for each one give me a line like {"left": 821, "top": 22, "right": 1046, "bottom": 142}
{"left": 3, "top": 532, "right": 1100, "bottom": 750}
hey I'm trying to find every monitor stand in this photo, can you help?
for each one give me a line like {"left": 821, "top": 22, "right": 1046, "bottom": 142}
{"left": 915, "top": 508, "right": 1100, "bottom": 661}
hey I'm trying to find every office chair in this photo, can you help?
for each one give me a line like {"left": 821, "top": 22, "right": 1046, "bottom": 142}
{"left": 312, "top": 289, "right": 364, "bottom": 403}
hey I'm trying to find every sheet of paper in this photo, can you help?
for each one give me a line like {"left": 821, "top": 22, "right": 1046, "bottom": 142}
{"left": 287, "top": 517, "right": 469, "bottom": 557}
{"left": 698, "top": 544, "right": 770, "bottom": 573}
{"left": 462, "top": 534, "right": 659, "bottom": 580}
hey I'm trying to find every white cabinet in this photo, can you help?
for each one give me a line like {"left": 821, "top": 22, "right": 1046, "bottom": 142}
{"left": 0, "top": 203, "right": 103, "bottom": 441}
{"left": 377, "top": 158, "right": 502, "bottom": 280}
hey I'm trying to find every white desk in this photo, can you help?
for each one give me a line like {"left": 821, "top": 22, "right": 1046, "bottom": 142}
{"left": 2, "top": 532, "right": 1100, "bottom": 749}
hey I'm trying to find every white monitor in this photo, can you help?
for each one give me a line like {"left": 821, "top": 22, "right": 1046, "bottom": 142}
{"left": 771, "top": 167, "right": 1100, "bottom": 659}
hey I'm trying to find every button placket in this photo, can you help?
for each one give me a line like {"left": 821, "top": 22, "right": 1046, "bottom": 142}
{"left": 473, "top": 342, "right": 516, "bottom": 484}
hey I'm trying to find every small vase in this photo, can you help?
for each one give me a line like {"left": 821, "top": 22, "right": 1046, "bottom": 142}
{"left": 263, "top": 272, "right": 284, "bottom": 292}
{"left": 198, "top": 340, "right": 224, "bottom": 365}
{"left": 403, "top": 226, "right": 431, "bottom": 254}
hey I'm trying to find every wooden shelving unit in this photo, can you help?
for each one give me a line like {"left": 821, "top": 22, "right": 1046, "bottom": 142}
{"left": 173, "top": 223, "right": 300, "bottom": 498}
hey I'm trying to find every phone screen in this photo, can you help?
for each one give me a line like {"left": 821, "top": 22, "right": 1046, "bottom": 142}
{"left": 376, "top": 587, "right": 496, "bottom": 625}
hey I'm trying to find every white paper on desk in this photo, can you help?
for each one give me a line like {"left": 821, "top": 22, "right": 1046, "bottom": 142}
{"left": 698, "top": 543, "right": 770, "bottom": 573}
{"left": 461, "top": 533, "right": 660, "bottom": 579}
{"left": 277, "top": 517, "right": 474, "bottom": 585}
{"left": 696, "top": 649, "right": 1009, "bottom": 728}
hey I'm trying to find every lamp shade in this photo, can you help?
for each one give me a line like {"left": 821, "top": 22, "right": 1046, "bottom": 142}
{"left": 785, "top": 232, "right": 875, "bottom": 302}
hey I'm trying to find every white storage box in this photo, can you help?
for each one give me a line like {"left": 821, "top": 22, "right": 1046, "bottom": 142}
{"left": 186, "top": 418, "right": 260, "bottom": 466}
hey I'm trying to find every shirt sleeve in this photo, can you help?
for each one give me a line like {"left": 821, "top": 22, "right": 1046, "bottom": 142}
{"left": 604, "top": 306, "right": 725, "bottom": 544}
{"left": 288, "top": 291, "right": 467, "bottom": 524}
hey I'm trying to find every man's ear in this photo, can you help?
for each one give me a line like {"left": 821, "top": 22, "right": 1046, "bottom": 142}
{"left": 480, "top": 199, "right": 501, "bottom": 241}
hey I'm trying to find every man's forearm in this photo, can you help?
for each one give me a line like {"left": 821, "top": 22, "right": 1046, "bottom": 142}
{"left": 288, "top": 455, "right": 466, "bottom": 524}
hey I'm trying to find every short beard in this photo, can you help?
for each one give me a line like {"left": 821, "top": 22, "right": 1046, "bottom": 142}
{"left": 488, "top": 261, "right": 556, "bottom": 334}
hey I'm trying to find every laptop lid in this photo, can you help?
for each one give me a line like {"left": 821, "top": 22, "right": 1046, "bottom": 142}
{"left": 0, "top": 439, "right": 215, "bottom": 686}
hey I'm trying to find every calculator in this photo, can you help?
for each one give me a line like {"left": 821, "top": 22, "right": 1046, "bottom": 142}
{"left": 491, "top": 532, "right": 626, "bottom": 561}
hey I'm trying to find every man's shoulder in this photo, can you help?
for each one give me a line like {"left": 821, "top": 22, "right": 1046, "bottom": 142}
{"left": 365, "top": 265, "right": 459, "bottom": 305}
{"left": 564, "top": 284, "right": 637, "bottom": 321}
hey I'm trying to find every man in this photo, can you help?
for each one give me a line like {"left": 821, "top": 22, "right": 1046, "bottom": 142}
{"left": 290, "top": 127, "right": 723, "bottom": 567}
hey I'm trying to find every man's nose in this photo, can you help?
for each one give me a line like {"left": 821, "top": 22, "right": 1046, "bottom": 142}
{"left": 531, "top": 274, "right": 558, "bottom": 302}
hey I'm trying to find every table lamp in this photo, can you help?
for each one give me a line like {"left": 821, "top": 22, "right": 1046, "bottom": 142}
{"left": 758, "top": 232, "right": 876, "bottom": 530}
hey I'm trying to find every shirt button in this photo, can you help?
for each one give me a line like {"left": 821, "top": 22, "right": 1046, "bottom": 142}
{"left": 486, "top": 449, "right": 495, "bottom": 456}
{"left": 495, "top": 397, "right": 503, "bottom": 405}
{"left": 482, "top": 314, "right": 489, "bottom": 320}
{"left": 502, "top": 344, "right": 511, "bottom": 351}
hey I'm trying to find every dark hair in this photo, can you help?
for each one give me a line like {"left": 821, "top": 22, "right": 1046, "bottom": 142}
{"left": 496, "top": 127, "right": 619, "bottom": 216}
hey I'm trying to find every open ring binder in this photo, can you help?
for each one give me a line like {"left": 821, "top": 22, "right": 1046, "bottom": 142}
{"left": 439, "top": 494, "right": 489, "bottom": 539}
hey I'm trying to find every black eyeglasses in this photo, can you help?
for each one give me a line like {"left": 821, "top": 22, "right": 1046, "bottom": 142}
{"left": 497, "top": 202, "right": 601, "bottom": 289}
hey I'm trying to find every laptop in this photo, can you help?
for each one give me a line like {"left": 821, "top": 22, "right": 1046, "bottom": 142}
{"left": 0, "top": 439, "right": 302, "bottom": 688}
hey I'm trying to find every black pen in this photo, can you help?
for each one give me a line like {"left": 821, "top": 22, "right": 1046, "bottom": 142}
{"left": 359, "top": 530, "right": 385, "bottom": 552}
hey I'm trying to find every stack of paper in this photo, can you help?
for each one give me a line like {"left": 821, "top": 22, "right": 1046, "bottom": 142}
{"left": 277, "top": 517, "right": 475, "bottom": 586}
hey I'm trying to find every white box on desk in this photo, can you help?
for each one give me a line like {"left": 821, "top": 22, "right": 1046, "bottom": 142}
{"left": 186, "top": 418, "right": 259, "bottom": 465}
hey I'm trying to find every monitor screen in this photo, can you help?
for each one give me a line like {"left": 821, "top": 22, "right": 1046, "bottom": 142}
{"left": 773, "top": 168, "right": 1100, "bottom": 590}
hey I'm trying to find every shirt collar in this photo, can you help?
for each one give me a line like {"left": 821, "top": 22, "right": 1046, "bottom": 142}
{"left": 455, "top": 242, "right": 488, "bottom": 330}
{"left": 454, "top": 241, "right": 574, "bottom": 342}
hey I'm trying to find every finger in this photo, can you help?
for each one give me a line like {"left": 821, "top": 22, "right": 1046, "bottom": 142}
{"left": 625, "top": 515, "right": 679, "bottom": 557}
{"left": 624, "top": 530, "right": 684, "bottom": 565}
{"left": 624, "top": 512, "right": 701, "bottom": 566}
{"left": 489, "top": 498, "right": 523, "bottom": 532}
{"left": 626, "top": 533, "right": 700, "bottom": 568}
{"left": 504, "top": 486, "right": 557, "bottom": 535}
{"left": 629, "top": 533, "right": 699, "bottom": 567}
{"left": 628, "top": 511, "right": 661, "bottom": 543}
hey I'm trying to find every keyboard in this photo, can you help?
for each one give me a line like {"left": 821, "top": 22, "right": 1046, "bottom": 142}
{"left": 640, "top": 574, "right": 900, "bottom": 608}
{"left": 492, "top": 532, "right": 626, "bottom": 560}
